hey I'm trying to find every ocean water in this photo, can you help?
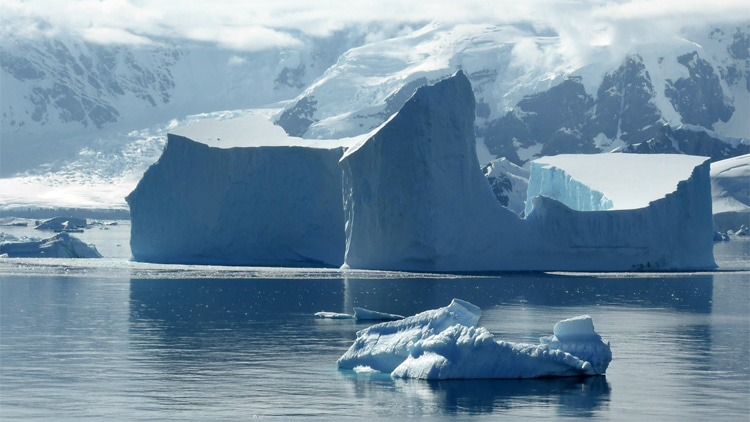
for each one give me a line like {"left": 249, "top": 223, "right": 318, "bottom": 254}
{"left": 0, "top": 223, "right": 748, "bottom": 420}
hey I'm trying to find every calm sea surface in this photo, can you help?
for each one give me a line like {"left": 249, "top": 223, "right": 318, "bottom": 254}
{"left": 0, "top": 223, "right": 748, "bottom": 420}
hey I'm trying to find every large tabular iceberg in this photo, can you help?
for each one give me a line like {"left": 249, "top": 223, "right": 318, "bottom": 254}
{"left": 340, "top": 71, "right": 716, "bottom": 271}
{"left": 126, "top": 115, "right": 353, "bottom": 267}
{"left": 338, "top": 299, "right": 612, "bottom": 380}
{"left": 128, "top": 71, "right": 716, "bottom": 271}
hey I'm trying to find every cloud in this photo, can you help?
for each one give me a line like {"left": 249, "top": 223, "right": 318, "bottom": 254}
{"left": 227, "top": 55, "right": 247, "bottom": 67}
{"left": 82, "top": 27, "right": 154, "bottom": 46}
{"left": 1, "top": 0, "right": 748, "bottom": 52}
{"left": 185, "top": 26, "right": 302, "bottom": 51}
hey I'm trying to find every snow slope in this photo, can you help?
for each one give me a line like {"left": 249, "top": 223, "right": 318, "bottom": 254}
{"left": 711, "top": 153, "right": 750, "bottom": 231}
{"left": 340, "top": 72, "right": 715, "bottom": 271}
{"left": 483, "top": 157, "right": 530, "bottom": 215}
{"left": 279, "top": 23, "right": 568, "bottom": 139}
{"left": 127, "top": 116, "right": 358, "bottom": 267}
{"left": 0, "top": 109, "right": 274, "bottom": 214}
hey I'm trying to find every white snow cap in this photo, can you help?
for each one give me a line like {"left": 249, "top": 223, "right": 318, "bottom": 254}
{"left": 170, "top": 114, "right": 359, "bottom": 149}
{"left": 552, "top": 315, "right": 600, "bottom": 341}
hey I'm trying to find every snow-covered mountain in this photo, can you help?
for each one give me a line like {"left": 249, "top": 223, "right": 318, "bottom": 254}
{"left": 0, "top": 29, "right": 369, "bottom": 176}
{"left": 278, "top": 22, "right": 750, "bottom": 165}
{"left": 0, "top": 20, "right": 748, "bottom": 213}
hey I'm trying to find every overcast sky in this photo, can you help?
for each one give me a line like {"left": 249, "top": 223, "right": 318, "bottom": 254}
{"left": 2, "top": 0, "right": 749, "bottom": 52}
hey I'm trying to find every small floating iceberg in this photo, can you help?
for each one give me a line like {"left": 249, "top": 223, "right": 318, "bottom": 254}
{"left": 315, "top": 307, "right": 405, "bottom": 321}
{"left": 34, "top": 216, "right": 88, "bottom": 232}
{"left": 338, "top": 299, "right": 481, "bottom": 373}
{"left": 315, "top": 311, "right": 354, "bottom": 319}
{"left": 353, "top": 308, "right": 404, "bottom": 321}
{"left": 0, "top": 232, "right": 102, "bottom": 258}
{"left": 338, "top": 299, "right": 611, "bottom": 380}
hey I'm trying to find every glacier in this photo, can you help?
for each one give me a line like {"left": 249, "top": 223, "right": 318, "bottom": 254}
{"left": 338, "top": 299, "right": 612, "bottom": 380}
{"left": 340, "top": 71, "right": 716, "bottom": 271}
{"left": 126, "top": 115, "right": 355, "bottom": 267}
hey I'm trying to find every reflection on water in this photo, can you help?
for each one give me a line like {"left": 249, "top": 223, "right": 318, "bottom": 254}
{"left": 341, "top": 273, "right": 714, "bottom": 316}
{"left": 1, "top": 271, "right": 747, "bottom": 420}
{"left": 340, "top": 372, "right": 611, "bottom": 417}
{"left": 127, "top": 273, "right": 718, "bottom": 321}
{"left": 122, "top": 273, "right": 728, "bottom": 419}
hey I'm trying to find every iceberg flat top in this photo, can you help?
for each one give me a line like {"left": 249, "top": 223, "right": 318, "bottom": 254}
{"left": 170, "top": 114, "right": 360, "bottom": 149}
{"left": 533, "top": 153, "right": 709, "bottom": 210}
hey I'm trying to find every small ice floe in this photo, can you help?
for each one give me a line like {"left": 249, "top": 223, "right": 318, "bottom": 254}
{"left": 315, "top": 307, "right": 405, "bottom": 321}
{"left": 35, "top": 216, "right": 88, "bottom": 232}
{"left": 315, "top": 311, "right": 354, "bottom": 319}
{"left": 338, "top": 299, "right": 611, "bottom": 380}
{"left": 0, "top": 217, "right": 29, "bottom": 227}
{"left": 352, "top": 365, "right": 380, "bottom": 374}
{"left": 353, "top": 308, "right": 404, "bottom": 321}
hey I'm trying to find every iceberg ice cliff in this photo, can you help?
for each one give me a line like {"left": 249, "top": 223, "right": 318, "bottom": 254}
{"left": 126, "top": 115, "right": 351, "bottom": 267}
{"left": 340, "top": 71, "right": 716, "bottom": 271}
{"left": 338, "top": 299, "right": 611, "bottom": 380}
{"left": 340, "top": 71, "right": 522, "bottom": 271}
